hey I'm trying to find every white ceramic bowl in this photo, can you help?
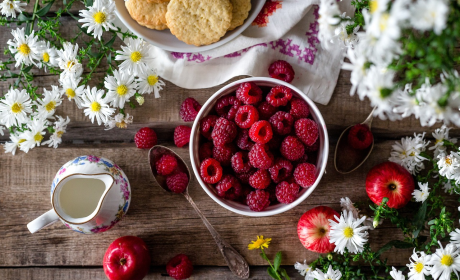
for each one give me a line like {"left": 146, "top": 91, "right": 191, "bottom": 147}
{"left": 114, "top": 0, "right": 266, "bottom": 53}
{"left": 190, "top": 77, "right": 329, "bottom": 217}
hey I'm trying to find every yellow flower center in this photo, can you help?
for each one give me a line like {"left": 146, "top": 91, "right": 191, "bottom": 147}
{"left": 379, "top": 13, "right": 389, "bottom": 31}
{"left": 436, "top": 139, "right": 443, "bottom": 144}
{"left": 34, "top": 132, "right": 43, "bottom": 143}
{"left": 91, "top": 101, "right": 101, "bottom": 112}
{"left": 446, "top": 157, "right": 452, "bottom": 166}
{"left": 18, "top": 139, "right": 26, "bottom": 146}
{"left": 147, "top": 75, "right": 158, "bottom": 86}
{"left": 56, "top": 131, "right": 64, "bottom": 138}
{"left": 93, "top": 11, "right": 106, "bottom": 24}
{"left": 66, "top": 61, "right": 75, "bottom": 69}
{"left": 116, "top": 121, "right": 127, "bottom": 129}
{"left": 18, "top": 44, "right": 31, "bottom": 55}
{"left": 116, "top": 85, "right": 128, "bottom": 96}
{"left": 441, "top": 255, "right": 454, "bottom": 266}
{"left": 130, "top": 51, "right": 142, "bottom": 62}
{"left": 45, "top": 101, "right": 56, "bottom": 112}
{"left": 370, "top": 0, "right": 378, "bottom": 14}
{"left": 414, "top": 262, "right": 424, "bottom": 273}
{"left": 43, "top": 52, "right": 50, "bottom": 62}
{"left": 344, "top": 227, "right": 354, "bottom": 238}
{"left": 9, "top": 3, "right": 13, "bottom": 8}
{"left": 409, "top": 152, "right": 415, "bottom": 156}
{"left": 11, "top": 102, "right": 23, "bottom": 113}
{"left": 66, "top": 88, "right": 76, "bottom": 98}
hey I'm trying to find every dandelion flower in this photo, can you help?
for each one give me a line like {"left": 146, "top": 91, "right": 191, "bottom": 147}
{"left": 104, "top": 69, "right": 137, "bottom": 109}
{"left": 7, "top": 28, "right": 41, "bottom": 67}
{"left": 78, "top": 0, "right": 116, "bottom": 40}
{"left": 412, "top": 182, "right": 430, "bottom": 203}
{"left": 136, "top": 69, "right": 165, "bottom": 98}
{"left": 81, "top": 86, "right": 115, "bottom": 125}
{"left": 329, "top": 210, "right": 368, "bottom": 254}
{"left": 427, "top": 242, "right": 460, "bottom": 280}
{"left": 116, "top": 38, "right": 154, "bottom": 76}
{"left": 0, "top": 88, "right": 32, "bottom": 127}
{"left": 248, "top": 235, "right": 271, "bottom": 250}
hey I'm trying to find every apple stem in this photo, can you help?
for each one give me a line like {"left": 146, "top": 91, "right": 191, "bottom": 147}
{"left": 119, "top": 258, "right": 126, "bottom": 266}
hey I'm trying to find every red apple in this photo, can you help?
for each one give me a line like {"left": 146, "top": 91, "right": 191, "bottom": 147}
{"left": 103, "top": 236, "right": 151, "bottom": 280}
{"left": 366, "top": 161, "right": 414, "bottom": 209}
{"left": 297, "top": 206, "right": 339, "bottom": 253}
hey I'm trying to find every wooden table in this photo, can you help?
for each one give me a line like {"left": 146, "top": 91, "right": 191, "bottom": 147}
{"left": 0, "top": 4, "right": 457, "bottom": 280}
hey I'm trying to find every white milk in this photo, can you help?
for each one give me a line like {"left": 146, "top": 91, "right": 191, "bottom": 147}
{"left": 59, "top": 178, "right": 106, "bottom": 219}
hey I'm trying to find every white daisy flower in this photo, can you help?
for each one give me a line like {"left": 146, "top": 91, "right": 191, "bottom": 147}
{"left": 2, "top": 132, "right": 26, "bottom": 155}
{"left": 392, "top": 84, "right": 422, "bottom": 120}
{"left": 390, "top": 267, "right": 405, "bottom": 280}
{"left": 34, "top": 85, "right": 62, "bottom": 119}
{"left": 37, "top": 41, "right": 58, "bottom": 69}
{"left": 410, "top": 0, "right": 449, "bottom": 35}
{"left": 341, "top": 45, "right": 368, "bottom": 96}
{"left": 0, "top": 124, "right": 5, "bottom": 135}
{"left": 429, "top": 125, "right": 457, "bottom": 158}
{"left": 116, "top": 38, "right": 154, "bottom": 76}
{"left": 19, "top": 118, "right": 48, "bottom": 153}
{"left": 81, "top": 86, "right": 115, "bottom": 125}
{"left": 78, "top": 0, "right": 116, "bottom": 40}
{"left": 450, "top": 229, "right": 460, "bottom": 247}
{"left": 389, "top": 133, "right": 429, "bottom": 175}
{"left": 56, "top": 42, "right": 83, "bottom": 80}
{"left": 407, "top": 250, "right": 431, "bottom": 280}
{"left": 0, "top": 88, "right": 32, "bottom": 127}
{"left": 340, "top": 197, "right": 376, "bottom": 229}
{"left": 311, "top": 265, "right": 342, "bottom": 280}
{"left": 60, "top": 76, "right": 85, "bottom": 108}
{"left": 104, "top": 69, "right": 137, "bottom": 109}
{"left": 294, "top": 260, "right": 314, "bottom": 280}
{"left": 105, "top": 113, "right": 133, "bottom": 130}
{"left": 437, "top": 152, "right": 460, "bottom": 181}
{"left": 427, "top": 242, "right": 460, "bottom": 280}
{"left": 0, "top": 0, "right": 26, "bottom": 18}
{"left": 7, "top": 28, "right": 41, "bottom": 67}
{"left": 412, "top": 182, "right": 430, "bottom": 203}
{"left": 368, "top": 0, "right": 390, "bottom": 16}
{"left": 442, "top": 180, "right": 454, "bottom": 194}
{"left": 136, "top": 69, "right": 165, "bottom": 98}
{"left": 334, "top": 18, "right": 360, "bottom": 49}
{"left": 329, "top": 210, "right": 369, "bottom": 254}
{"left": 42, "top": 115, "right": 70, "bottom": 149}
{"left": 317, "top": 0, "right": 341, "bottom": 50}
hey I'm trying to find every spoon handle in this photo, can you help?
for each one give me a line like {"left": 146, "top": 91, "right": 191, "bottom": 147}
{"left": 361, "top": 106, "right": 376, "bottom": 129}
{"left": 183, "top": 192, "right": 250, "bottom": 279}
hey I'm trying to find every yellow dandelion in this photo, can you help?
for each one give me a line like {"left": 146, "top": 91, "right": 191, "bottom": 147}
{"left": 248, "top": 235, "right": 271, "bottom": 250}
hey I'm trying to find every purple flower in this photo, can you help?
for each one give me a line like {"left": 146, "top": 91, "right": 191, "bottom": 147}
{"left": 59, "top": 168, "right": 66, "bottom": 175}
{"left": 88, "top": 155, "right": 100, "bottom": 162}
{"left": 120, "top": 181, "right": 130, "bottom": 200}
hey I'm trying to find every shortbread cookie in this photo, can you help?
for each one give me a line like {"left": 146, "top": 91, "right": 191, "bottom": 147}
{"left": 228, "top": 0, "right": 251, "bottom": 30}
{"left": 146, "top": 0, "right": 169, "bottom": 3}
{"left": 125, "top": 0, "right": 168, "bottom": 30}
{"left": 166, "top": 0, "right": 233, "bottom": 46}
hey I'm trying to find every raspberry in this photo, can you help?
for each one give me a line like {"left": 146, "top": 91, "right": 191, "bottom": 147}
{"left": 215, "top": 95, "right": 241, "bottom": 120}
{"left": 249, "top": 120, "right": 273, "bottom": 144}
{"left": 249, "top": 169, "right": 271, "bottom": 189}
{"left": 246, "top": 189, "right": 270, "bottom": 211}
{"left": 348, "top": 124, "right": 373, "bottom": 150}
{"left": 231, "top": 151, "right": 252, "bottom": 173}
{"left": 166, "top": 172, "right": 189, "bottom": 194}
{"left": 295, "top": 118, "right": 318, "bottom": 146}
{"left": 236, "top": 129, "right": 254, "bottom": 151}
{"left": 257, "top": 101, "right": 277, "bottom": 120}
{"left": 304, "top": 139, "right": 319, "bottom": 152}
{"left": 216, "top": 174, "right": 243, "bottom": 200}
{"left": 180, "top": 97, "right": 202, "bottom": 122}
{"left": 200, "top": 158, "right": 223, "bottom": 184}
{"left": 156, "top": 154, "right": 178, "bottom": 176}
{"left": 280, "top": 136, "right": 305, "bottom": 161}
{"left": 268, "top": 158, "right": 293, "bottom": 183}
{"left": 236, "top": 82, "right": 263, "bottom": 105}
{"left": 268, "top": 60, "right": 295, "bottom": 83}
{"left": 235, "top": 105, "right": 259, "bottom": 129}
{"left": 289, "top": 97, "right": 310, "bottom": 119}
{"left": 166, "top": 254, "right": 194, "bottom": 280}
{"left": 174, "top": 125, "right": 192, "bottom": 147}
{"left": 134, "top": 127, "right": 157, "bottom": 149}
{"left": 269, "top": 111, "right": 294, "bottom": 135}
{"left": 294, "top": 163, "right": 317, "bottom": 188}
{"left": 235, "top": 169, "right": 256, "bottom": 184}
{"left": 266, "top": 86, "right": 292, "bottom": 107}
{"left": 199, "top": 142, "right": 213, "bottom": 161}
{"left": 212, "top": 117, "right": 237, "bottom": 146}
{"left": 275, "top": 181, "right": 300, "bottom": 204}
{"left": 249, "top": 143, "right": 274, "bottom": 169}
{"left": 213, "top": 143, "right": 236, "bottom": 166}
{"left": 200, "top": 115, "right": 219, "bottom": 140}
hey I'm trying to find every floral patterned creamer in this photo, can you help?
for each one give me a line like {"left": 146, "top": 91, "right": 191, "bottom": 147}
{"left": 27, "top": 155, "right": 131, "bottom": 234}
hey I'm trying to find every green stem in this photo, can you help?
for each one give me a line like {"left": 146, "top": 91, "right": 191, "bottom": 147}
{"left": 29, "top": 0, "right": 40, "bottom": 34}
{"left": 261, "top": 248, "right": 282, "bottom": 280}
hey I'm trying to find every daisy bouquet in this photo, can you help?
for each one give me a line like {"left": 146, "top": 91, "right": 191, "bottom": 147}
{"left": 0, "top": 0, "right": 165, "bottom": 155}
{"left": 318, "top": 0, "right": 460, "bottom": 126}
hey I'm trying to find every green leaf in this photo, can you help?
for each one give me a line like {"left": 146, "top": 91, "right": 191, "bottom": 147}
{"left": 104, "top": 35, "right": 117, "bottom": 48}
{"left": 274, "top": 251, "right": 282, "bottom": 272}
{"left": 376, "top": 240, "right": 413, "bottom": 258}
{"left": 18, "top": 13, "right": 32, "bottom": 21}
{"left": 412, "top": 201, "right": 428, "bottom": 238}
{"left": 36, "top": 1, "right": 55, "bottom": 16}
{"left": 107, "top": 52, "right": 112, "bottom": 64}
{"left": 279, "top": 268, "right": 290, "bottom": 280}
{"left": 267, "top": 267, "right": 278, "bottom": 280}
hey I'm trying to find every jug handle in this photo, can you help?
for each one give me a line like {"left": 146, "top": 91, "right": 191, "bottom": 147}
{"left": 27, "top": 209, "right": 59, "bottom": 233}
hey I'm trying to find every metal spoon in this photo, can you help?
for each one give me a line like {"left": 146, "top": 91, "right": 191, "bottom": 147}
{"left": 148, "top": 145, "right": 250, "bottom": 279}
{"left": 334, "top": 107, "right": 376, "bottom": 174}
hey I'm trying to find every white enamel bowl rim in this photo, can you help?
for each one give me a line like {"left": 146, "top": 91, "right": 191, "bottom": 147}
{"left": 189, "top": 77, "right": 329, "bottom": 217}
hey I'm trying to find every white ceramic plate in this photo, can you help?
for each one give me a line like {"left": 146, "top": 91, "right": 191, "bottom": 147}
{"left": 114, "top": 0, "right": 266, "bottom": 53}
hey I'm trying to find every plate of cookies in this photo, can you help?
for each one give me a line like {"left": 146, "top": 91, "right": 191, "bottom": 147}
{"left": 115, "top": 0, "right": 266, "bottom": 52}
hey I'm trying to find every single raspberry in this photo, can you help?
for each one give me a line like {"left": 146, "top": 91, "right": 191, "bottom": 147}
{"left": 199, "top": 142, "right": 213, "bottom": 161}
{"left": 304, "top": 140, "right": 319, "bottom": 153}
{"left": 231, "top": 151, "right": 252, "bottom": 173}
{"left": 275, "top": 181, "right": 300, "bottom": 203}
{"left": 200, "top": 158, "right": 223, "bottom": 184}
{"left": 249, "top": 169, "right": 271, "bottom": 189}
{"left": 235, "top": 169, "right": 256, "bottom": 184}
{"left": 249, "top": 120, "right": 273, "bottom": 144}
{"left": 215, "top": 95, "right": 241, "bottom": 120}
{"left": 289, "top": 97, "right": 310, "bottom": 119}
{"left": 235, "top": 105, "right": 259, "bottom": 129}
{"left": 236, "top": 82, "right": 263, "bottom": 105}
{"left": 236, "top": 129, "right": 254, "bottom": 151}
{"left": 156, "top": 154, "right": 178, "bottom": 176}
{"left": 257, "top": 101, "right": 277, "bottom": 120}
{"left": 211, "top": 117, "right": 237, "bottom": 146}
{"left": 269, "top": 111, "right": 294, "bottom": 135}
{"left": 166, "top": 172, "right": 189, "bottom": 194}
{"left": 180, "top": 97, "right": 201, "bottom": 122}
{"left": 200, "top": 115, "right": 219, "bottom": 140}
{"left": 348, "top": 124, "right": 373, "bottom": 150}
{"left": 268, "top": 60, "right": 295, "bottom": 83}
{"left": 166, "top": 254, "right": 194, "bottom": 280}
{"left": 268, "top": 158, "right": 293, "bottom": 183}
{"left": 246, "top": 189, "right": 270, "bottom": 211}
{"left": 174, "top": 125, "right": 191, "bottom": 147}
{"left": 216, "top": 174, "right": 243, "bottom": 200}
{"left": 294, "top": 163, "right": 317, "bottom": 188}
{"left": 295, "top": 118, "right": 319, "bottom": 146}
{"left": 266, "top": 134, "right": 283, "bottom": 150}
{"left": 280, "top": 136, "right": 305, "bottom": 161}
{"left": 212, "top": 143, "right": 236, "bottom": 166}
{"left": 249, "top": 143, "right": 274, "bottom": 169}
{"left": 266, "top": 86, "right": 293, "bottom": 107}
{"left": 134, "top": 127, "right": 157, "bottom": 149}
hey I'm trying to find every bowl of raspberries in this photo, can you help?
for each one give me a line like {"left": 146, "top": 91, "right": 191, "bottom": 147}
{"left": 189, "top": 77, "right": 328, "bottom": 216}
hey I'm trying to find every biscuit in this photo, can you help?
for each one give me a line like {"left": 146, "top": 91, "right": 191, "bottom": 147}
{"left": 125, "top": 0, "right": 169, "bottom": 30}
{"left": 146, "top": 0, "right": 169, "bottom": 3}
{"left": 228, "top": 0, "right": 251, "bottom": 30}
{"left": 166, "top": 0, "right": 233, "bottom": 46}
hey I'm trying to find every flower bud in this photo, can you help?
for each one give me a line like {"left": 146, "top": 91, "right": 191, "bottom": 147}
{"left": 327, "top": 254, "right": 333, "bottom": 261}
{"left": 136, "top": 95, "right": 145, "bottom": 105}
{"left": 373, "top": 217, "right": 379, "bottom": 228}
